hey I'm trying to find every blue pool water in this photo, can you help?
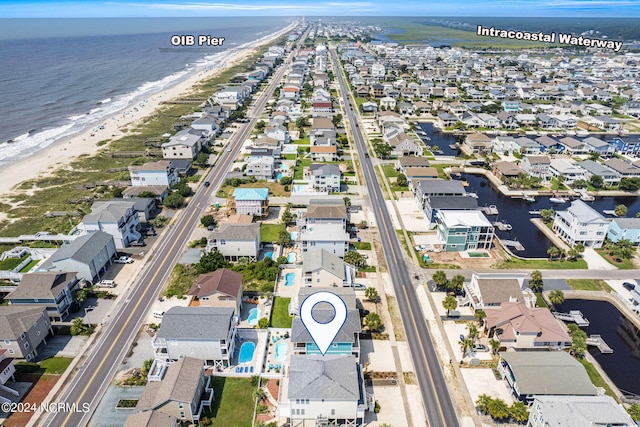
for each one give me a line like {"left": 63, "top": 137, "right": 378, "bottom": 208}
{"left": 285, "top": 272, "right": 295, "bottom": 286}
{"left": 247, "top": 307, "right": 260, "bottom": 326}
{"left": 292, "top": 185, "right": 307, "bottom": 193}
{"left": 238, "top": 341, "right": 256, "bottom": 364}
{"left": 275, "top": 341, "right": 288, "bottom": 361}
{"left": 281, "top": 164, "right": 290, "bottom": 171}
{"left": 263, "top": 251, "right": 274, "bottom": 260}
{"left": 277, "top": 173, "right": 283, "bottom": 181}
{"left": 290, "top": 231, "right": 297, "bottom": 240}
{"left": 287, "top": 252, "right": 297, "bottom": 263}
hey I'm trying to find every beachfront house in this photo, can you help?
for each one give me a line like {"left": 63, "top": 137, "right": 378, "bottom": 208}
{"left": 132, "top": 356, "right": 213, "bottom": 425}
{"left": 0, "top": 306, "right": 53, "bottom": 361}
{"left": 302, "top": 248, "right": 355, "bottom": 287}
{"left": 484, "top": 302, "right": 571, "bottom": 351}
{"left": 527, "top": 395, "right": 635, "bottom": 427}
{"left": 298, "top": 203, "right": 350, "bottom": 258}
{"left": 291, "top": 307, "right": 361, "bottom": 360}
{"left": 436, "top": 210, "right": 494, "bottom": 252}
{"left": 188, "top": 269, "right": 243, "bottom": 316}
{"left": 278, "top": 355, "right": 370, "bottom": 427}
{"left": 553, "top": 200, "right": 609, "bottom": 248}
{"left": 214, "top": 85, "right": 250, "bottom": 110}
{"left": 7, "top": 272, "right": 80, "bottom": 322}
{"left": 152, "top": 307, "right": 237, "bottom": 369}
{"left": 161, "top": 129, "right": 206, "bottom": 160}
{"left": 228, "top": 188, "right": 269, "bottom": 218}
{"left": 206, "top": 223, "right": 260, "bottom": 262}
{"left": 37, "top": 231, "right": 116, "bottom": 282}
{"left": 497, "top": 351, "right": 596, "bottom": 402}
{"left": 129, "top": 160, "right": 180, "bottom": 188}
{"left": 607, "top": 218, "right": 640, "bottom": 245}
{"left": 80, "top": 200, "right": 142, "bottom": 249}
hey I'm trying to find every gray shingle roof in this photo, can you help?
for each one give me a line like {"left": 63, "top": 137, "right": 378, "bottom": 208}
{"left": 46, "top": 231, "right": 114, "bottom": 266}
{"left": 428, "top": 196, "right": 478, "bottom": 210}
{"left": 125, "top": 410, "right": 177, "bottom": 427}
{"left": 0, "top": 306, "right": 48, "bottom": 340}
{"left": 8, "top": 272, "right": 77, "bottom": 300}
{"left": 297, "top": 287, "right": 356, "bottom": 309}
{"left": 500, "top": 351, "right": 597, "bottom": 396}
{"left": 291, "top": 307, "right": 361, "bottom": 343}
{"left": 302, "top": 249, "right": 345, "bottom": 280}
{"left": 612, "top": 217, "right": 640, "bottom": 229}
{"left": 136, "top": 357, "right": 205, "bottom": 411}
{"left": 309, "top": 163, "right": 341, "bottom": 177}
{"left": 531, "top": 395, "right": 635, "bottom": 427}
{"left": 288, "top": 355, "right": 360, "bottom": 401}
{"left": 303, "top": 204, "right": 347, "bottom": 219}
{"left": 157, "top": 307, "right": 234, "bottom": 341}
{"left": 209, "top": 223, "right": 260, "bottom": 241}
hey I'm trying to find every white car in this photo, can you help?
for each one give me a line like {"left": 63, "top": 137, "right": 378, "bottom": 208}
{"left": 115, "top": 256, "right": 134, "bottom": 264}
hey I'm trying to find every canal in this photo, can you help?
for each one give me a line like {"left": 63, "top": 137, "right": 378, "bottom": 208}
{"left": 417, "top": 122, "right": 461, "bottom": 156}
{"left": 556, "top": 299, "right": 640, "bottom": 397}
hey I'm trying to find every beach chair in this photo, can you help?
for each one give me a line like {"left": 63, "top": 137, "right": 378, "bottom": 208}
{"left": 244, "top": 366, "right": 249, "bottom": 373}
{"left": 269, "top": 363, "right": 273, "bottom": 370}
{"left": 250, "top": 366, "right": 254, "bottom": 373}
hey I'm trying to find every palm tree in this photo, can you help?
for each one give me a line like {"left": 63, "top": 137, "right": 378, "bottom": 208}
{"left": 548, "top": 289, "right": 565, "bottom": 307}
{"left": 615, "top": 204, "right": 628, "bottom": 217}
{"left": 442, "top": 295, "right": 458, "bottom": 317}
{"left": 467, "top": 323, "right": 479, "bottom": 343}
{"left": 449, "top": 274, "right": 465, "bottom": 293}
{"left": 487, "top": 398, "right": 510, "bottom": 421}
{"left": 364, "top": 287, "right": 379, "bottom": 303}
{"left": 432, "top": 270, "right": 448, "bottom": 290}
{"left": 476, "top": 394, "right": 492, "bottom": 415}
{"left": 489, "top": 338, "right": 500, "bottom": 355}
{"left": 509, "top": 401, "right": 529, "bottom": 423}
{"left": 344, "top": 251, "right": 365, "bottom": 267}
{"left": 547, "top": 246, "right": 560, "bottom": 260}
{"left": 528, "top": 269, "right": 544, "bottom": 293}
{"left": 474, "top": 309, "right": 486, "bottom": 327}
{"left": 460, "top": 337, "right": 474, "bottom": 357}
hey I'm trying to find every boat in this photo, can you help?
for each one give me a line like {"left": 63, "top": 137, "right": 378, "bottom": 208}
{"left": 549, "top": 197, "right": 567, "bottom": 204}
{"left": 492, "top": 221, "right": 512, "bottom": 231}
{"left": 524, "top": 196, "right": 536, "bottom": 203}
{"left": 449, "top": 144, "right": 459, "bottom": 150}
{"left": 528, "top": 210, "right": 541, "bottom": 215}
{"left": 480, "top": 205, "right": 499, "bottom": 215}
{"left": 603, "top": 210, "right": 618, "bottom": 216}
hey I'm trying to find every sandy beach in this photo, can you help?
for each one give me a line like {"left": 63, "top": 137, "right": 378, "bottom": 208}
{"left": 0, "top": 21, "right": 296, "bottom": 204}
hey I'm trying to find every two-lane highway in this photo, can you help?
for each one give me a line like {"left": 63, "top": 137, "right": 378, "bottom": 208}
{"left": 330, "top": 48, "right": 460, "bottom": 427}
{"left": 42, "top": 30, "right": 299, "bottom": 427}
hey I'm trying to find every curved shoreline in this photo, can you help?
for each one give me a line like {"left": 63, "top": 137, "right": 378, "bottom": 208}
{"left": 0, "top": 21, "right": 297, "bottom": 204}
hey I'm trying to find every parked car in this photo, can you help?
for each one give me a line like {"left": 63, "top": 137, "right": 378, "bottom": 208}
{"left": 472, "top": 344, "right": 489, "bottom": 352}
{"left": 153, "top": 310, "right": 165, "bottom": 319}
{"left": 130, "top": 240, "right": 146, "bottom": 247}
{"left": 352, "top": 283, "right": 366, "bottom": 290}
{"left": 358, "top": 308, "right": 370, "bottom": 317}
{"left": 203, "top": 181, "right": 210, "bottom": 187}
{"left": 115, "top": 256, "right": 134, "bottom": 264}
{"left": 97, "top": 280, "right": 116, "bottom": 288}
{"left": 623, "top": 282, "right": 636, "bottom": 291}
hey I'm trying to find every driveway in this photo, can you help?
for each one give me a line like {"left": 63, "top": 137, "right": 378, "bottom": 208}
{"left": 582, "top": 247, "right": 616, "bottom": 270}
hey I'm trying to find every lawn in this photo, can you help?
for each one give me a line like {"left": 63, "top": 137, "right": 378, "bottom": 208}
{"left": 0, "top": 255, "right": 28, "bottom": 271}
{"left": 382, "top": 165, "right": 400, "bottom": 178}
{"left": 595, "top": 249, "right": 636, "bottom": 270}
{"left": 202, "top": 377, "right": 255, "bottom": 427}
{"left": 576, "top": 358, "right": 617, "bottom": 400}
{"left": 15, "top": 357, "right": 72, "bottom": 375}
{"left": 293, "top": 158, "right": 312, "bottom": 180}
{"left": 352, "top": 241, "right": 372, "bottom": 250}
{"left": 496, "top": 257, "right": 588, "bottom": 270}
{"left": 19, "top": 259, "right": 39, "bottom": 273}
{"left": 260, "top": 223, "right": 285, "bottom": 243}
{"left": 566, "top": 279, "right": 612, "bottom": 292}
{"left": 270, "top": 296, "right": 292, "bottom": 328}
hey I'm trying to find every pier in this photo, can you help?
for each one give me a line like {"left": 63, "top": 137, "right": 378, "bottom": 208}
{"left": 586, "top": 334, "right": 613, "bottom": 354}
{"left": 500, "top": 239, "right": 524, "bottom": 251}
{"left": 552, "top": 310, "right": 590, "bottom": 327}
{"left": 492, "top": 221, "right": 512, "bottom": 231}
{"left": 480, "top": 205, "right": 499, "bottom": 215}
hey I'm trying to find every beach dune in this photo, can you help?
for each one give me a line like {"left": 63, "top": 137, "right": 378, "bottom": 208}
{"left": 0, "top": 22, "right": 296, "bottom": 203}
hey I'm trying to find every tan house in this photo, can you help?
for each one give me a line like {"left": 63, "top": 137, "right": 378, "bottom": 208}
{"left": 492, "top": 161, "right": 522, "bottom": 181}
{"left": 485, "top": 302, "right": 571, "bottom": 351}
{"left": 463, "top": 133, "right": 491, "bottom": 154}
{"left": 188, "top": 268, "right": 243, "bottom": 316}
{"left": 133, "top": 357, "right": 213, "bottom": 424}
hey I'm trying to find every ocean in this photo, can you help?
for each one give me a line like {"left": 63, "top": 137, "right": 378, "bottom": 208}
{"left": 0, "top": 17, "right": 292, "bottom": 166}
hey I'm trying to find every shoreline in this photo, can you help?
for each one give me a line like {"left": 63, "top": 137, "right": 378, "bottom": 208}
{"left": 0, "top": 21, "right": 296, "bottom": 204}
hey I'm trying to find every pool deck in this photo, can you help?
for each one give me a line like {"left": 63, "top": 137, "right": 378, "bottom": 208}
{"left": 239, "top": 299, "right": 269, "bottom": 329}
{"left": 275, "top": 266, "right": 303, "bottom": 299}
{"left": 212, "top": 328, "right": 268, "bottom": 377}
{"left": 264, "top": 328, "right": 291, "bottom": 378}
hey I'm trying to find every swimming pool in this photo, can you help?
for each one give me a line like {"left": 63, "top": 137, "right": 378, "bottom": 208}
{"left": 290, "top": 231, "right": 297, "bottom": 241}
{"left": 263, "top": 251, "right": 274, "bottom": 260}
{"left": 285, "top": 272, "right": 295, "bottom": 286}
{"left": 247, "top": 307, "right": 260, "bottom": 326}
{"left": 280, "top": 164, "right": 290, "bottom": 171}
{"left": 238, "top": 341, "right": 256, "bottom": 364}
{"left": 277, "top": 173, "right": 283, "bottom": 181}
{"left": 275, "top": 341, "right": 288, "bottom": 361}
{"left": 292, "top": 185, "right": 307, "bottom": 193}
{"left": 287, "top": 252, "right": 297, "bottom": 263}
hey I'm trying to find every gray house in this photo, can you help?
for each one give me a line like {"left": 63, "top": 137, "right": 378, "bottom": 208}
{"left": 38, "top": 231, "right": 116, "bottom": 282}
{"left": 7, "top": 272, "right": 80, "bottom": 321}
{"left": 301, "top": 249, "right": 355, "bottom": 287}
{"left": 152, "top": 307, "right": 237, "bottom": 369}
{"left": 206, "top": 223, "right": 260, "bottom": 262}
{"left": 279, "top": 355, "right": 369, "bottom": 427}
{"left": 0, "top": 306, "right": 53, "bottom": 361}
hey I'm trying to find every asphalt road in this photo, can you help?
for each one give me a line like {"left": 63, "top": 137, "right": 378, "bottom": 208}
{"left": 42, "top": 36, "right": 297, "bottom": 427}
{"left": 330, "top": 48, "right": 459, "bottom": 427}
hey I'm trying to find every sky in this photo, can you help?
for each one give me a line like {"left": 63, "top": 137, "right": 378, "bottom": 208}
{"left": 0, "top": 0, "right": 638, "bottom": 18}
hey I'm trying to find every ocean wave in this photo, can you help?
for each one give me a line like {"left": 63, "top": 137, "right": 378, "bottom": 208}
{"left": 99, "top": 98, "right": 112, "bottom": 104}
{"left": 0, "top": 123, "right": 76, "bottom": 166}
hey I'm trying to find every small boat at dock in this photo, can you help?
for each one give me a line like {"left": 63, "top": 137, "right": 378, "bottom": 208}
{"left": 524, "top": 196, "right": 535, "bottom": 202}
{"left": 480, "top": 205, "right": 499, "bottom": 215}
{"left": 549, "top": 197, "right": 567, "bottom": 204}
{"left": 528, "top": 210, "right": 541, "bottom": 215}
{"left": 449, "top": 144, "right": 459, "bottom": 150}
{"left": 603, "top": 210, "right": 618, "bottom": 216}
{"left": 493, "top": 221, "right": 512, "bottom": 231}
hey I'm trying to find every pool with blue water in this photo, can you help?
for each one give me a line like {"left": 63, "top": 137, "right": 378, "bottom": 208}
{"left": 285, "top": 272, "right": 295, "bottom": 286}
{"left": 238, "top": 341, "right": 255, "bottom": 364}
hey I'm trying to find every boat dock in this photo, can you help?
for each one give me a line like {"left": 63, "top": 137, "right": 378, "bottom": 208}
{"left": 528, "top": 210, "right": 541, "bottom": 215}
{"left": 553, "top": 310, "right": 590, "bottom": 327}
{"left": 603, "top": 210, "right": 618, "bottom": 217}
{"left": 586, "top": 334, "right": 613, "bottom": 354}
{"left": 492, "top": 221, "right": 512, "bottom": 231}
{"left": 500, "top": 239, "right": 524, "bottom": 251}
{"left": 480, "top": 205, "right": 499, "bottom": 215}
{"left": 578, "top": 188, "right": 595, "bottom": 201}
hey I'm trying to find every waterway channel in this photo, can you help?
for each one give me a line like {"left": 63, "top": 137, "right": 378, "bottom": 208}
{"left": 556, "top": 299, "right": 640, "bottom": 397}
